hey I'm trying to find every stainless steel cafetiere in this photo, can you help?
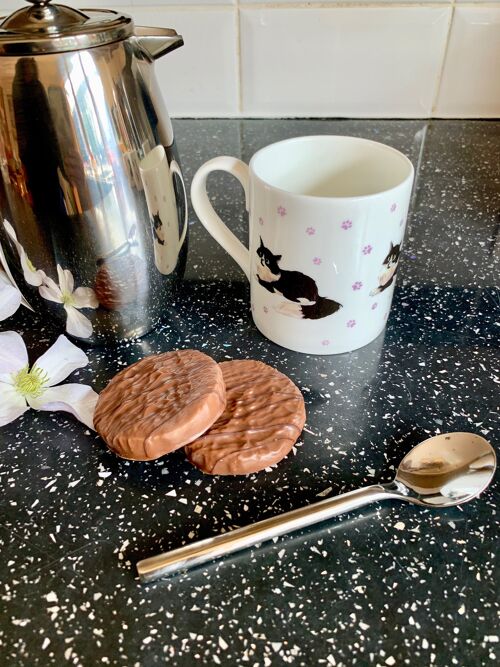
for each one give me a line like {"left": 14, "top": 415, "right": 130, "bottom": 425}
{"left": 0, "top": 0, "right": 188, "bottom": 344}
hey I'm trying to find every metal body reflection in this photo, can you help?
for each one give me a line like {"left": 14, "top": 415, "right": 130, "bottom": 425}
{"left": 0, "top": 6, "right": 187, "bottom": 343}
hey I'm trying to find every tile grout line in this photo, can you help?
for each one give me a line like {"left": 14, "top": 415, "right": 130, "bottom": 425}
{"left": 76, "top": 3, "right": 470, "bottom": 11}
{"left": 236, "top": 0, "right": 244, "bottom": 115}
{"left": 120, "top": 2, "right": 474, "bottom": 8}
{"left": 430, "top": 0, "right": 456, "bottom": 115}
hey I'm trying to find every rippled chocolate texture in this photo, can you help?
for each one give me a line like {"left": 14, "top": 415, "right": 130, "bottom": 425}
{"left": 94, "top": 350, "right": 226, "bottom": 461}
{"left": 94, "top": 254, "right": 146, "bottom": 310}
{"left": 185, "top": 360, "right": 306, "bottom": 475}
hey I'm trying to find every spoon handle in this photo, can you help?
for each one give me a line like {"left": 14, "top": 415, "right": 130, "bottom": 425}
{"left": 137, "top": 484, "right": 394, "bottom": 583}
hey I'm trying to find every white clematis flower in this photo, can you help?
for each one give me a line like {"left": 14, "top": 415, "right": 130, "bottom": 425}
{"left": 0, "top": 270, "right": 22, "bottom": 321}
{"left": 0, "top": 239, "right": 33, "bottom": 312}
{"left": 0, "top": 331, "right": 98, "bottom": 429}
{"left": 3, "top": 219, "right": 46, "bottom": 287}
{"left": 39, "top": 265, "right": 99, "bottom": 339}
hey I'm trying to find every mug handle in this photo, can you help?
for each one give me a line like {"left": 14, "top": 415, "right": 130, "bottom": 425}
{"left": 190, "top": 156, "right": 250, "bottom": 279}
{"left": 170, "top": 159, "right": 188, "bottom": 253}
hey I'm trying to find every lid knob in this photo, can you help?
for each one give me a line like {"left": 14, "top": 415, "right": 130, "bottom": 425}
{"left": 0, "top": 3, "right": 134, "bottom": 55}
{"left": 1, "top": 0, "right": 89, "bottom": 33}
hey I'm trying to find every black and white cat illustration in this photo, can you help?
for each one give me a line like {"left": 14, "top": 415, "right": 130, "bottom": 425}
{"left": 152, "top": 212, "right": 165, "bottom": 246}
{"left": 370, "top": 242, "right": 401, "bottom": 296}
{"left": 256, "top": 237, "right": 342, "bottom": 320}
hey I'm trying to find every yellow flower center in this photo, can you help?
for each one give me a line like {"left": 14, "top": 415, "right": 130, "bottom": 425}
{"left": 13, "top": 364, "right": 49, "bottom": 398}
{"left": 62, "top": 291, "right": 75, "bottom": 307}
{"left": 25, "top": 256, "right": 36, "bottom": 273}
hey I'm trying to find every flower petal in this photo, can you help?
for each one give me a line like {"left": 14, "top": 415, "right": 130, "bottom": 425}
{"left": 0, "top": 229, "right": 33, "bottom": 311}
{"left": 0, "top": 381, "right": 28, "bottom": 426}
{"left": 57, "top": 265, "right": 74, "bottom": 295}
{"left": 3, "top": 219, "right": 21, "bottom": 251}
{"left": 34, "top": 334, "right": 89, "bottom": 387}
{"left": 39, "top": 275, "right": 63, "bottom": 303}
{"left": 64, "top": 305, "right": 93, "bottom": 338}
{"left": 72, "top": 286, "right": 99, "bottom": 310}
{"left": 19, "top": 252, "right": 45, "bottom": 287}
{"left": 0, "top": 330, "right": 28, "bottom": 382}
{"left": 27, "top": 383, "right": 98, "bottom": 430}
{"left": 0, "top": 248, "right": 16, "bottom": 287}
{"left": 0, "top": 272, "right": 22, "bottom": 321}
{"left": 4, "top": 220, "right": 45, "bottom": 287}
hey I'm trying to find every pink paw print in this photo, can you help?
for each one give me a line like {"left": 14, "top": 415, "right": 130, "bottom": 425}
{"left": 390, "top": 203, "right": 397, "bottom": 213}
{"left": 371, "top": 302, "right": 378, "bottom": 310}
{"left": 312, "top": 257, "right": 322, "bottom": 265}
{"left": 277, "top": 206, "right": 287, "bottom": 217}
{"left": 258, "top": 216, "right": 264, "bottom": 226}
{"left": 352, "top": 281, "right": 363, "bottom": 291}
{"left": 321, "top": 339, "right": 330, "bottom": 347}
{"left": 341, "top": 219, "right": 352, "bottom": 230}
{"left": 362, "top": 245, "right": 372, "bottom": 255}
{"left": 263, "top": 306, "right": 269, "bottom": 314}
{"left": 306, "top": 227, "right": 316, "bottom": 236}
{"left": 347, "top": 319, "right": 356, "bottom": 328}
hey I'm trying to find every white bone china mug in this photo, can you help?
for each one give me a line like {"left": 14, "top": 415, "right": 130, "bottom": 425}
{"left": 191, "top": 135, "right": 414, "bottom": 354}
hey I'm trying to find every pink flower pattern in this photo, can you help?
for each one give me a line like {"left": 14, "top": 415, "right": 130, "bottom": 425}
{"left": 362, "top": 245, "right": 372, "bottom": 255}
{"left": 347, "top": 319, "right": 356, "bottom": 328}
{"left": 321, "top": 339, "right": 330, "bottom": 347}
{"left": 306, "top": 227, "right": 316, "bottom": 236}
{"left": 352, "top": 281, "right": 363, "bottom": 291}
{"left": 277, "top": 206, "right": 287, "bottom": 217}
{"left": 313, "top": 257, "right": 322, "bottom": 265}
{"left": 341, "top": 219, "right": 352, "bottom": 230}
{"left": 390, "top": 203, "right": 397, "bottom": 213}
{"left": 371, "top": 302, "right": 378, "bottom": 310}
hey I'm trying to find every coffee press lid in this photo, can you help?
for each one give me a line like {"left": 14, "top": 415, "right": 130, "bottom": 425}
{"left": 0, "top": 0, "right": 133, "bottom": 55}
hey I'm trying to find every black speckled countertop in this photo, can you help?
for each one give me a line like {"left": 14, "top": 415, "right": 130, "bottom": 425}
{"left": 1, "top": 120, "right": 499, "bottom": 667}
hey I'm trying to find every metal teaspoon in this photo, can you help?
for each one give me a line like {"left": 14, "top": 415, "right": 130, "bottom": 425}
{"left": 137, "top": 432, "right": 496, "bottom": 583}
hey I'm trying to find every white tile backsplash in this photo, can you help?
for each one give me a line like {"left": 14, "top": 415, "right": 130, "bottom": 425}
{"left": 239, "top": 0, "right": 451, "bottom": 3}
{"left": 120, "top": 6, "right": 239, "bottom": 117}
{"left": 131, "top": 0, "right": 235, "bottom": 5}
{"left": 0, "top": 1, "right": 498, "bottom": 117}
{"left": 240, "top": 6, "right": 451, "bottom": 118}
{"left": 436, "top": 6, "right": 500, "bottom": 117}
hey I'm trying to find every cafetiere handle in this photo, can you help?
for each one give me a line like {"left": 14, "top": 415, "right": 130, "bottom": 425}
{"left": 190, "top": 156, "right": 250, "bottom": 279}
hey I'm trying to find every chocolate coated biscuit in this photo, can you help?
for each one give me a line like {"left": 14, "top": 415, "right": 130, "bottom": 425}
{"left": 94, "top": 254, "right": 145, "bottom": 310}
{"left": 185, "top": 360, "right": 305, "bottom": 475}
{"left": 95, "top": 350, "right": 226, "bottom": 461}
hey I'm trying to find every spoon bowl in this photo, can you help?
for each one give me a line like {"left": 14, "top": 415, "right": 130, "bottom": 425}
{"left": 137, "top": 431, "right": 496, "bottom": 583}
{"left": 395, "top": 432, "right": 496, "bottom": 507}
